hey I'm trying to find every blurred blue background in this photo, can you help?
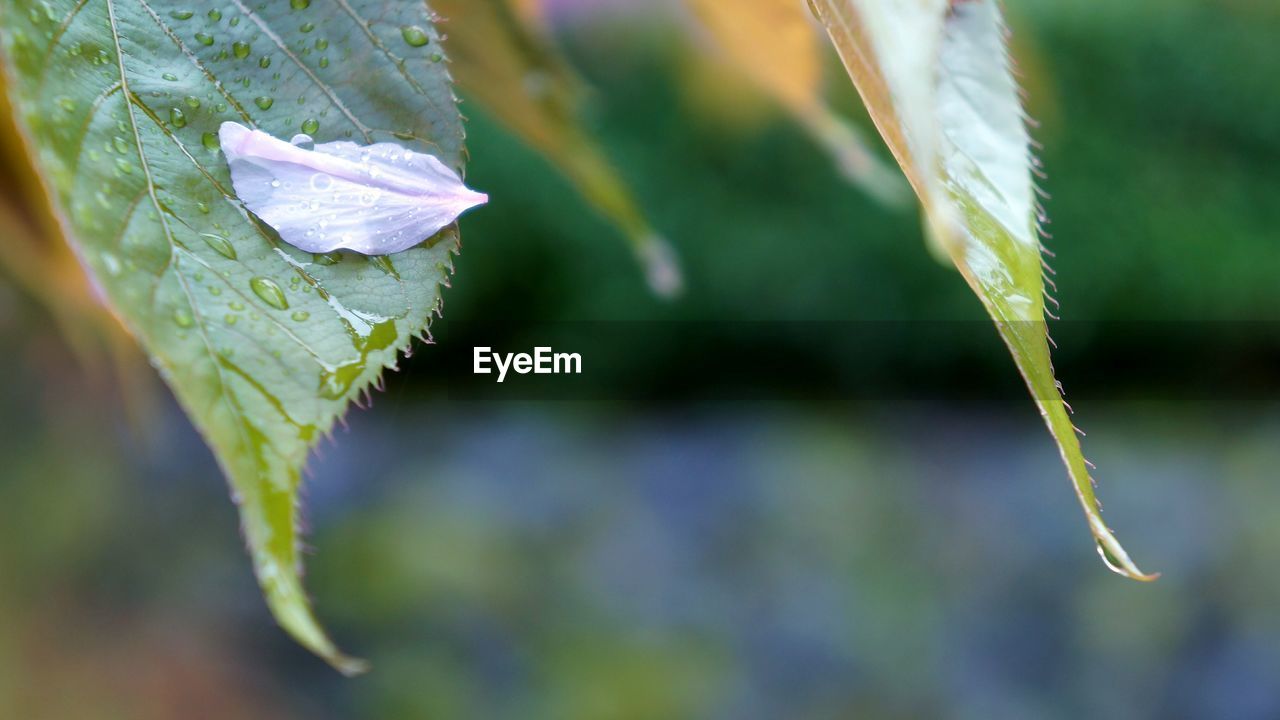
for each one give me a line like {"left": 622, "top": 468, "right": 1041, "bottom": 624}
{"left": 3, "top": 0, "right": 1280, "bottom": 717}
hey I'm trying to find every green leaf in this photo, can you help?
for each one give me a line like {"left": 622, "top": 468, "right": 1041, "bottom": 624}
{"left": 435, "top": 0, "right": 684, "bottom": 297}
{"left": 810, "top": 0, "right": 1155, "bottom": 580}
{"left": 0, "top": 0, "right": 468, "bottom": 670}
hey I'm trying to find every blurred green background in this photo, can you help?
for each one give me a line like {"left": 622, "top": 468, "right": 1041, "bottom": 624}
{"left": 3, "top": 0, "right": 1280, "bottom": 717}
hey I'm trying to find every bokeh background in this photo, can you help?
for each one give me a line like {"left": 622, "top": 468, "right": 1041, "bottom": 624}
{"left": 4, "top": 0, "right": 1280, "bottom": 717}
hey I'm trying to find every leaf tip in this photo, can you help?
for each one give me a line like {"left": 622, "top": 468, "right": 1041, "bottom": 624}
{"left": 1095, "top": 535, "right": 1159, "bottom": 583}
{"left": 273, "top": 597, "right": 371, "bottom": 675}
{"left": 635, "top": 234, "right": 684, "bottom": 300}
{"left": 259, "top": 551, "right": 369, "bottom": 675}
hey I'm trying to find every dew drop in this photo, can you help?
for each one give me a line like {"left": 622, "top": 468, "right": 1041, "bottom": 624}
{"left": 291, "top": 310, "right": 310, "bottom": 322}
{"left": 318, "top": 56, "right": 329, "bottom": 68}
{"left": 196, "top": 201, "right": 210, "bottom": 214}
{"left": 301, "top": 118, "right": 319, "bottom": 134}
{"left": 400, "top": 25, "right": 429, "bottom": 47}
{"left": 314, "top": 252, "right": 342, "bottom": 266}
{"left": 254, "top": 96, "right": 274, "bottom": 110}
{"left": 114, "top": 158, "right": 134, "bottom": 174}
{"left": 207, "top": 8, "right": 221, "bottom": 21}
{"left": 259, "top": 55, "right": 271, "bottom": 68}
{"left": 184, "top": 95, "right": 201, "bottom": 109}
{"left": 202, "top": 233, "right": 237, "bottom": 259}
{"left": 250, "top": 277, "right": 289, "bottom": 310}
{"left": 299, "top": 22, "right": 315, "bottom": 33}
{"left": 315, "top": 38, "right": 328, "bottom": 50}
{"left": 170, "top": 9, "right": 194, "bottom": 19}
{"left": 371, "top": 255, "right": 399, "bottom": 278}
{"left": 233, "top": 41, "right": 250, "bottom": 59}
{"left": 201, "top": 131, "right": 219, "bottom": 150}
{"left": 290, "top": 0, "right": 310, "bottom": 8}
{"left": 195, "top": 32, "right": 214, "bottom": 46}
{"left": 162, "top": 72, "right": 178, "bottom": 81}
{"left": 224, "top": 314, "right": 238, "bottom": 325}
{"left": 56, "top": 96, "right": 75, "bottom": 112}
{"left": 169, "top": 107, "right": 187, "bottom": 128}
{"left": 173, "top": 307, "right": 195, "bottom": 328}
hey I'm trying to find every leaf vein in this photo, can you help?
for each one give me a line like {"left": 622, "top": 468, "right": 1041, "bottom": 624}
{"left": 227, "top": 0, "right": 374, "bottom": 142}
{"left": 106, "top": 0, "right": 253, "bottom": 478}
{"left": 133, "top": 0, "right": 255, "bottom": 125}
{"left": 37, "top": 0, "right": 91, "bottom": 88}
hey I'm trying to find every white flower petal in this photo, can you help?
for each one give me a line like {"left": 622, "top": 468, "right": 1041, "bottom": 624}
{"left": 219, "top": 122, "right": 488, "bottom": 255}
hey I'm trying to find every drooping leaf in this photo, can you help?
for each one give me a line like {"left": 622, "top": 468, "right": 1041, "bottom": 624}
{"left": 436, "top": 0, "right": 684, "bottom": 297}
{"left": 0, "top": 0, "right": 469, "bottom": 670}
{"left": 809, "top": 0, "right": 1155, "bottom": 579}
{"left": 684, "top": 0, "right": 907, "bottom": 206}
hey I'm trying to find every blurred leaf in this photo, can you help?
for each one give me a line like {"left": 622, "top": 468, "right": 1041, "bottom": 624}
{"left": 0, "top": 68, "right": 145, "bottom": 391}
{"left": 810, "top": 0, "right": 1154, "bottom": 579}
{"left": 685, "top": 0, "right": 907, "bottom": 205}
{"left": 437, "top": 0, "right": 684, "bottom": 297}
{"left": 508, "top": 0, "right": 547, "bottom": 28}
{"left": 0, "top": 0, "right": 468, "bottom": 670}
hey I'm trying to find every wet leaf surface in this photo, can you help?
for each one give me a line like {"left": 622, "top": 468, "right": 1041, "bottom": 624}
{"left": 0, "top": 0, "right": 467, "bottom": 670}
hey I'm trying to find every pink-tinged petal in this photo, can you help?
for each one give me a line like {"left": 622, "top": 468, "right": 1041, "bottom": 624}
{"left": 218, "top": 122, "right": 488, "bottom": 255}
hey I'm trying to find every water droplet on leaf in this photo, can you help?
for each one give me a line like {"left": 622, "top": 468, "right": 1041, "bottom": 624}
{"left": 401, "top": 25, "right": 429, "bottom": 47}
{"left": 250, "top": 277, "right": 289, "bottom": 310}
{"left": 202, "top": 233, "right": 237, "bottom": 259}
{"left": 173, "top": 307, "right": 194, "bottom": 328}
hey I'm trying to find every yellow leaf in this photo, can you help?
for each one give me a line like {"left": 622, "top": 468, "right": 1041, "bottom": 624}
{"left": 685, "top": 0, "right": 907, "bottom": 205}
{"left": 438, "top": 0, "right": 684, "bottom": 297}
